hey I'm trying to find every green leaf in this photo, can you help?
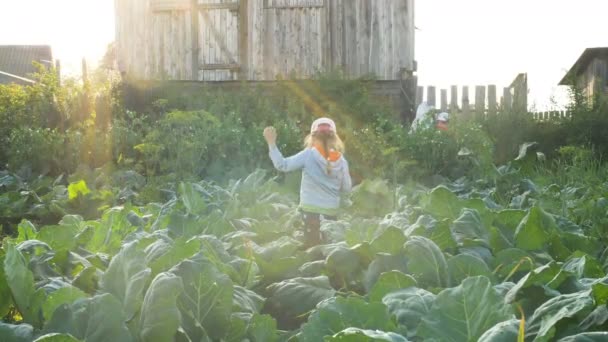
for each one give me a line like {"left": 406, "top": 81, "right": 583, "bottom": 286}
{"left": 67, "top": 180, "right": 90, "bottom": 200}
{"left": 370, "top": 227, "right": 406, "bottom": 255}
{"left": 447, "top": 254, "right": 493, "bottom": 286}
{"left": 450, "top": 209, "right": 489, "bottom": 248}
{"left": 37, "top": 224, "right": 79, "bottom": 252}
{"left": 139, "top": 272, "right": 184, "bottom": 342}
{"left": 492, "top": 248, "right": 533, "bottom": 279}
{"left": 0, "top": 254, "right": 13, "bottom": 318}
{"left": 477, "top": 319, "right": 520, "bottom": 342}
{"left": 418, "top": 276, "right": 514, "bottom": 342}
{"left": 557, "top": 333, "right": 608, "bottom": 342}
{"left": 72, "top": 267, "right": 99, "bottom": 294}
{"left": 42, "top": 285, "right": 87, "bottom": 321}
{"left": 4, "top": 242, "right": 45, "bottom": 328}
{"left": 368, "top": 271, "right": 417, "bottom": 302}
{"left": 514, "top": 207, "right": 557, "bottom": 251}
{"left": 403, "top": 236, "right": 449, "bottom": 288}
{"left": 147, "top": 238, "right": 200, "bottom": 276}
{"left": 33, "top": 333, "right": 82, "bottom": 342}
{"left": 233, "top": 285, "right": 265, "bottom": 314}
{"left": 425, "top": 186, "right": 462, "bottom": 220}
{"left": 362, "top": 253, "right": 409, "bottom": 292}
{"left": 225, "top": 313, "right": 248, "bottom": 342}
{"left": 425, "top": 219, "right": 458, "bottom": 251}
{"left": 325, "top": 328, "right": 410, "bottom": 341}
{"left": 504, "top": 262, "right": 570, "bottom": 304}
{"left": 86, "top": 208, "right": 138, "bottom": 254}
{"left": 171, "top": 257, "right": 234, "bottom": 341}
{"left": 0, "top": 322, "right": 34, "bottom": 342}
{"left": 178, "top": 182, "right": 207, "bottom": 215}
{"left": 100, "top": 242, "right": 151, "bottom": 320}
{"left": 563, "top": 252, "right": 604, "bottom": 279}
{"left": 44, "top": 293, "right": 133, "bottom": 342}
{"left": 327, "top": 246, "right": 365, "bottom": 286}
{"left": 16, "top": 220, "right": 37, "bottom": 243}
{"left": 298, "top": 297, "right": 394, "bottom": 342}
{"left": 265, "top": 276, "right": 336, "bottom": 320}
{"left": 526, "top": 290, "right": 594, "bottom": 342}
{"left": 592, "top": 282, "right": 608, "bottom": 306}
{"left": 247, "top": 313, "right": 278, "bottom": 342}
{"left": 580, "top": 306, "right": 608, "bottom": 330}
{"left": 383, "top": 287, "right": 435, "bottom": 337}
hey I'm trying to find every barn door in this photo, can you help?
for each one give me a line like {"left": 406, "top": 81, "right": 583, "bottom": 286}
{"left": 150, "top": 0, "right": 195, "bottom": 80}
{"left": 262, "top": 0, "right": 327, "bottom": 79}
{"left": 197, "top": 0, "right": 243, "bottom": 80}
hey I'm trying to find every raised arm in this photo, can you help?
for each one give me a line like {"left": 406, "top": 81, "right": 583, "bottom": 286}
{"left": 269, "top": 146, "right": 309, "bottom": 172}
{"left": 264, "top": 126, "right": 308, "bottom": 172}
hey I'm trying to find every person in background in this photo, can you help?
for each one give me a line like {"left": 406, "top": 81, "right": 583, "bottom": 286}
{"left": 263, "top": 118, "right": 352, "bottom": 248}
{"left": 436, "top": 112, "right": 449, "bottom": 131}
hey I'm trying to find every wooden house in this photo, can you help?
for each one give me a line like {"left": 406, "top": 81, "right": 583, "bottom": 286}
{"left": 559, "top": 47, "right": 608, "bottom": 100}
{"left": 115, "top": 0, "right": 415, "bottom": 82}
{"left": 0, "top": 45, "right": 53, "bottom": 85}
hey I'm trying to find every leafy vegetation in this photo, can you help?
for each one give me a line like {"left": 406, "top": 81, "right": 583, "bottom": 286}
{"left": 1, "top": 139, "right": 608, "bottom": 341}
{"left": 2, "top": 64, "right": 608, "bottom": 341}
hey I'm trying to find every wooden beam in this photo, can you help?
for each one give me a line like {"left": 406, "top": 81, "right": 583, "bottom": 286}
{"left": 462, "top": 86, "right": 470, "bottom": 118}
{"left": 440, "top": 89, "right": 448, "bottom": 111}
{"left": 416, "top": 86, "right": 424, "bottom": 106}
{"left": 487, "top": 84, "right": 497, "bottom": 116}
{"left": 427, "top": 86, "right": 436, "bottom": 107}
{"left": 503, "top": 87, "right": 512, "bottom": 110}
{"left": 200, "top": 63, "right": 241, "bottom": 70}
{"left": 475, "top": 85, "right": 486, "bottom": 119}
{"left": 450, "top": 85, "right": 458, "bottom": 112}
{"left": 152, "top": 0, "right": 191, "bottom": 11}
{"left": 238, "top": 0, "right": 248, "bottom": 80}
{"left": 264, "top": 0, "right": 324, "bottom": 9}
{"left": 191, "top": 0, "right": 199, "bottom": 80}
{"left": 198, "top": 2, "right": 240, "bottom": 11}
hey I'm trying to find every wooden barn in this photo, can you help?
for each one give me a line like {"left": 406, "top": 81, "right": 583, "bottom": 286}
{"left": 559, "top": 47, "right": 608, "bottom": 101}
{"left": 114, "top": 0, "right": 415, "bottom": 83}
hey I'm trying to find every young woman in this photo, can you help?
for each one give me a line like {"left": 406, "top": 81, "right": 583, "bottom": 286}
{"left": 263, "top": 118, "right": 352, "bottom": 248}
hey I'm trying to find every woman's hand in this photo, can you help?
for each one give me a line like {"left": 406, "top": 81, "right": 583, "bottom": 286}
{"left": 263, "top": 126, "right": 277, "bottom": 146}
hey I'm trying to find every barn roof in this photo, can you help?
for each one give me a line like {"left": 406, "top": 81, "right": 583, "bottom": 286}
{"left": 0, "top": 45, "right": 53, "bottom": 85}
{"left": 559, "top": 47, "right": 608, "bottom": 86}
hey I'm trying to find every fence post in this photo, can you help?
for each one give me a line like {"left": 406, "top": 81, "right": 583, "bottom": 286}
{"left": 475, "top": 85, "right": 486, "bottom": 120}
{"left": 503, "top": 87, "right": 512, "bottom": 111}
{"left": 512, "top": 73, "right": 528, "bottom": 112}
{"left": 462, "top": 86, "right": 470, "bottom": 118}
{"left": 440, "top": 89, "right": 448, "bottom": 111}
{"left": 427, "top": 86, "right": 436, "bottom": 107}
{"left": 487, "top": 85, "right": 497, "bottom": 116}
{"left": 416, "top": 86, "right": 424, "bottom": 106}
{"left": 450, "top": 85, "right": 458, "bottom": 112}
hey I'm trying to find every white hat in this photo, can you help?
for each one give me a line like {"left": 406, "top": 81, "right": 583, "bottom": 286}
{"left": 311, "top": 117, "right": 337, "bottom": 134}
{"left": 437, "top": 112, "right": 449, "bottom": 122}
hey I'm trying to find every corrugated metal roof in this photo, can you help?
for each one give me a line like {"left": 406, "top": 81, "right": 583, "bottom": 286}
{"left": 559, "top": 47, "right": 608, "bottom": 86}
{"left": 0, "top": 45, "right": 53, "bottom": 85}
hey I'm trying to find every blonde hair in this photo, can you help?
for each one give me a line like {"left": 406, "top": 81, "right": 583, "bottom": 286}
{"left": 303, "top": 132, "right": 345, "bottom": 153}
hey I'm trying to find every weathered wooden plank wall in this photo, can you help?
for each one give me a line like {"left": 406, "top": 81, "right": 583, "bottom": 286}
{"left": 115, "top": 0, "right": 415, "bottom": 81}
{"left": 336, "top": 0, "right": 414, "bottom": 79}
{"left": 198, "top": 0, "right": 240, "bottom": 81}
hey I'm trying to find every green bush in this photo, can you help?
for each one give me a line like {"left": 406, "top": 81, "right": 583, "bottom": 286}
{"left": 6, "top": 128, "right": 66, "bottom": 175}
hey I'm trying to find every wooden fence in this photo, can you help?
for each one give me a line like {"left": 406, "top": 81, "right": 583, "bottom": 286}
{"left": 532, "top": 110, "right": 572, "bottom": 121}
{"left": 416, "top": 73, "right": 528, "bottom": 118}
